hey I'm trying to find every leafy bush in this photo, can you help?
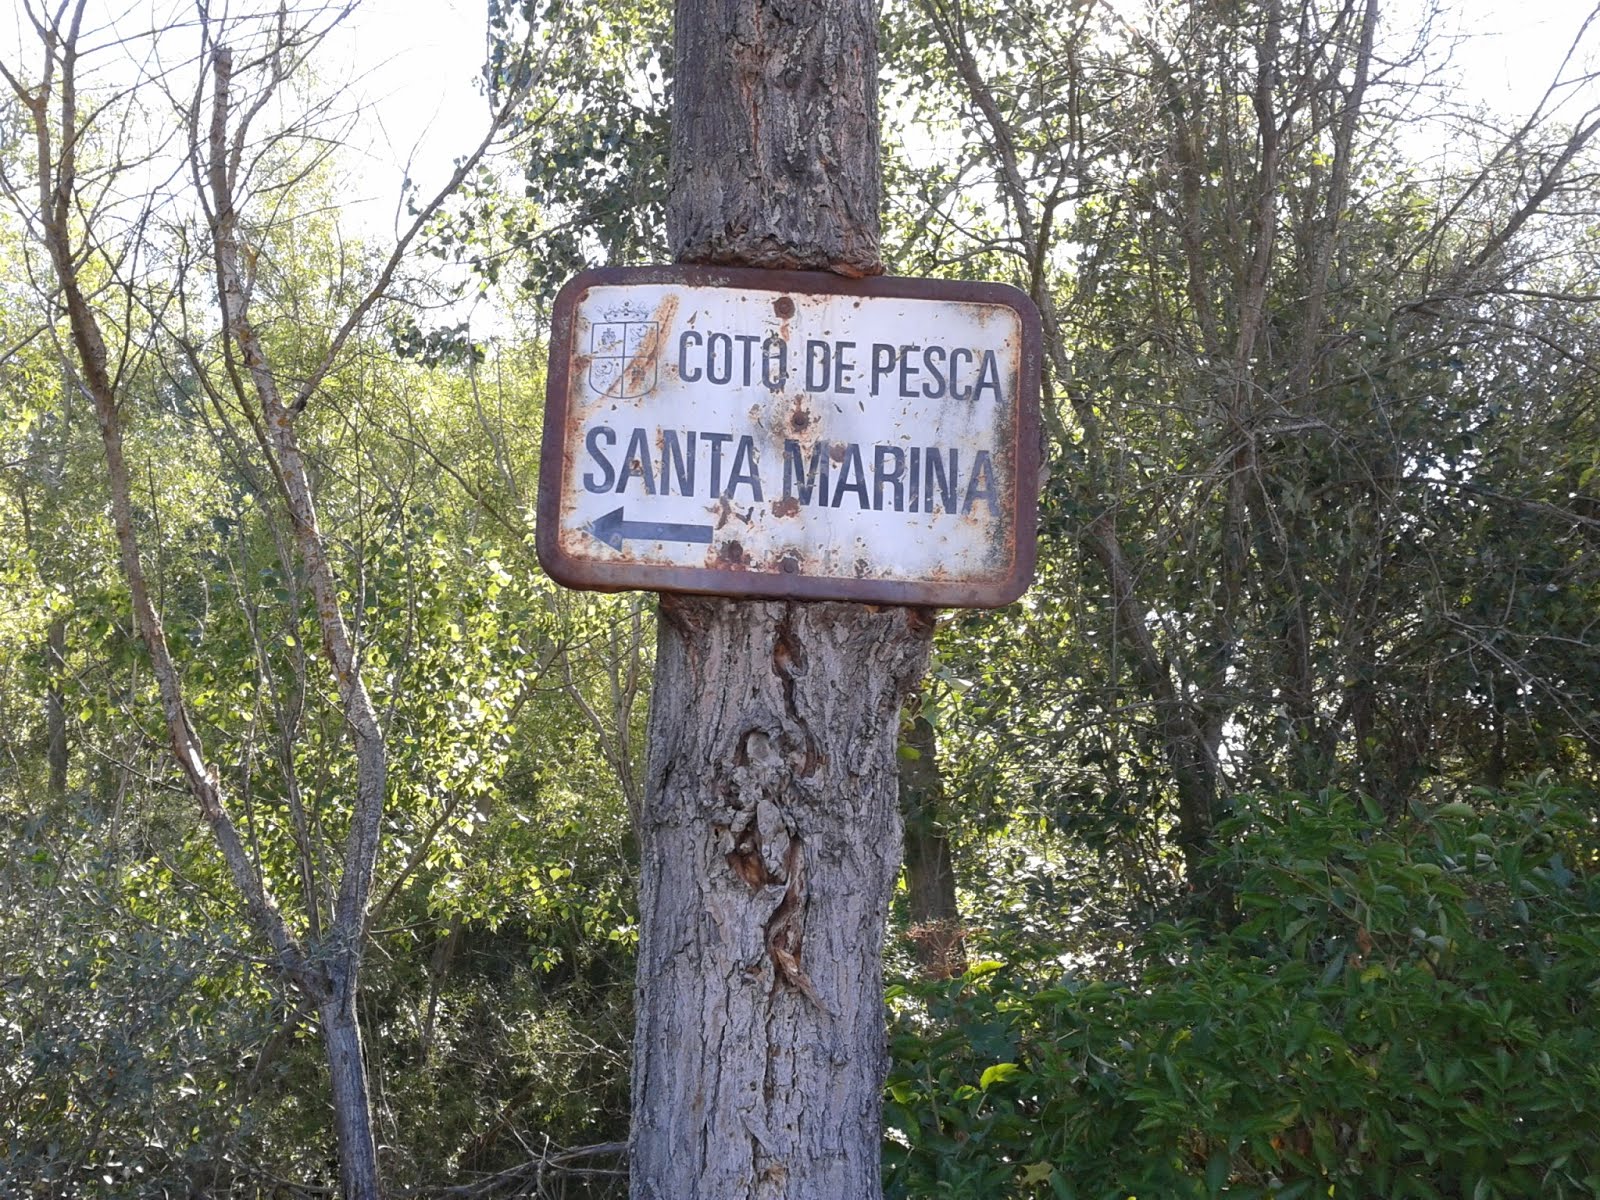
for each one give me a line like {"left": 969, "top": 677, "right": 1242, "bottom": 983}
{"left": 885, "top": 780, "right": 1600, "bottom": 1199}
{"left": 0, "top": 809, "right": 266, "bottom": 1196}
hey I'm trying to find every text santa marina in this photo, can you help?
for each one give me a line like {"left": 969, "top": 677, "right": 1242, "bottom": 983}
{"left": 581, "top": 325, "right": 1010, "bottom": 516}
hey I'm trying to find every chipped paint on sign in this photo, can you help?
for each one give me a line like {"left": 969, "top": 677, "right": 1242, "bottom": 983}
{"left": 537, "top": 266, "right": 1041, "bottom": 607}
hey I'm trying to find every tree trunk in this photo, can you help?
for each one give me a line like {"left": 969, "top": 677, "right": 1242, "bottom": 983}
{"left": 630, "top": 6, "right": 927, "bottom": 1196}
{"left": 203, "top": 45, "right": 390, "bottom": 1198}
{"left": 898, "top": 714, "right": 964, "bottom": 979}
{"left": 320, "top": 990, "right": 381, "bottom": 1200}
{"left": 667, "top": 0, "right": 882, "bottom": 278}
{"left": 46, "top": 615, "right": 67, "bottom": 796}
{"left": 632, "top": 598, "right": 929, "bottom": 1199}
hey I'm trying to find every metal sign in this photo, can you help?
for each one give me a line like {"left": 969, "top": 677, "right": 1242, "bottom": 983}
{"left": 537, "top": 265, "right": 1041, "bottom": 607}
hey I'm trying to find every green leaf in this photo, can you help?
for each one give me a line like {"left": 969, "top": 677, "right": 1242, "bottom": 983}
{"left": 1020, "top": 1161, "right": 1054, "bottom": 1186}
{"left": 980, "top": 1062, "right": 1022, "bottom": 1090}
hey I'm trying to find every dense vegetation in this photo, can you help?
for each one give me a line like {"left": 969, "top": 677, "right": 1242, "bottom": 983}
{"left": 2, "top": 0, "right": 1597, "bottom": 1196}
{"left": 886, "top": 783, "right": 1600, "bottom": 1198}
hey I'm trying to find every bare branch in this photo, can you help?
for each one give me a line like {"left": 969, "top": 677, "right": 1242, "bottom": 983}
{"left": 289, "top": 23, "right": 561, "bottom": 413}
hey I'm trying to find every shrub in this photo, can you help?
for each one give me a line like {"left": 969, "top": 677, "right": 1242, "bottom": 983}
{"left": 885, "top": 780, "right": 1600, "bottom": 1199}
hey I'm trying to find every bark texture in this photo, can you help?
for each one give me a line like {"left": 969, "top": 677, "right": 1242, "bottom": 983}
{"left": 633, "top": 6, "right": 928, "bottom": 1195}
{"left": 320, "top": 996, "right": 381, "bottom": 1200}
{"left": 632, "top": 597, "right": 931, "bottom": 1199}
{"left": 668, "top": 0, "right": 883, "bottom": 276}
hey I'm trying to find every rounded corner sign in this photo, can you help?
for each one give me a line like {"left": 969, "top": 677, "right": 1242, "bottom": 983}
{"left": 536, "top": 265, "right": 1041, "bottom": 608}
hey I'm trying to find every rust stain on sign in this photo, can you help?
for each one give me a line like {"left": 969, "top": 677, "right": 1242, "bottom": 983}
{"left": 537, "top": 265, "right": 1042, "bottom": 608}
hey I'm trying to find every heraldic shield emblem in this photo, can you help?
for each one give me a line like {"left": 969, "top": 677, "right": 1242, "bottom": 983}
{"left": 588, "top": 303, "right": 659, "bottom": 398}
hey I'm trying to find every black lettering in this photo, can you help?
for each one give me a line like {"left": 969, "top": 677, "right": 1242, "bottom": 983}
{"left": 702, "top": 431, "right": 732, "bottom": 496}
{"left": 870, "top": 344, "right": 896, "bottom": 396}
{"left": 973, "top": 350, "right": 1003, "bottom": 405}
{"left": 678, "top": 331, "right": 703, "bottom": 383}
{"left": 963, "top": 450, "right": 998, "bottom": 514}
{"left": 925, "top": 447, "right": 958, "bottom": 514}
{"left": 805, "top": 340, "right": 831, "bottom": 392}
{"left": 706, "top": 333, "right": 733, "bottom": 385}
{"left": 898, "top": 346, "right": 921, "bottom": 398}
{"left": 762, "top": 335, "right": 788, "bottom": 391}
{"left": 661, "top": 430, "right": 696, "bottom": 496}
{"left": 734, "top": 333, "right": 760, "bottom": 385}
{"left": 831, "top": 443, "right": 869, "bottom": 509}
{"left": 834, "top": 341, "right": 856, "bottom": 394}
{"left": 949, "top": 348, "right": 974, "bottom": 401}
{"left": 615, "top": 426, "right": 657, "bottom": 495}
{"left": 922, "top": 346, "right": 947, "bottom": 400}
{"left": 582, "top": 425, "right": 617, "bottom": 492}
{"left": 783, "top": 439, "right": 830, "bottom": 504}
{"left": 874, "top": 445, "right": 906, "bottom": 512}
{"left": 727, "top": 435, "right": 764, "bottom": 500}
{"left": 909, "top": 447, "right": 921, "bottom": 513}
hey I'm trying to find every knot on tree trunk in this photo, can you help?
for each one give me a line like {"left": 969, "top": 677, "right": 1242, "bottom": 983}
{"left": 634, "top": 595, "right": 932, "bottom": 1196}
{"left": 722, "top": 727, "right": 822, "bottom": 1005}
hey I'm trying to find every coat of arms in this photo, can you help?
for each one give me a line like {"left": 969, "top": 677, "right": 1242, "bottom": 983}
{"left": 588, "top": 302, "right": 659, "bottom": 398}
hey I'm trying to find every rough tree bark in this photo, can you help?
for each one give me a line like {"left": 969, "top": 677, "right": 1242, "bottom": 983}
{"left": 633, "top": 602, "right": 930, "bottom": 1198}
{"left": 665, "top": 0, "right": 884, "bottom": 278}
{"left": 630, "top": 4, "right": 933, "bottom": 1197}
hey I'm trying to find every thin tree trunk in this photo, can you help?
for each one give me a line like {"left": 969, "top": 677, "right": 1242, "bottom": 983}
{"left": 321, "top": 993, "right": 381, "bottom": 1200}
{"left": 632, "top": 7, "right": 930, "bottom": 1195}
{"left": 899, "top": 713, "right": 964, "bottom": 979}
{"left": 13, "top": 0, "right": 311, "bottom": 986}
{"left": 204, "top": 45, "right": 385, "bottom": 1200}
{"left": 420, "top": 914, "right": 463, "bottom": 1065}
{"left": 9, "top": 9, "right": 544, "bottom": 1197}
{"left": 46, "top": 615, "right": 67, "bottom": 796}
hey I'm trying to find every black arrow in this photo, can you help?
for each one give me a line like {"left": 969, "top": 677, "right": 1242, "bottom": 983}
{"left": 587, "top": 506, "right": 714, "bottom": 550}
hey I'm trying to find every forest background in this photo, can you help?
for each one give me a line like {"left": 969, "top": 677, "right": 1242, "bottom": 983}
{"left": 2, "top": 0, "right": 1599, "bottom": 1196}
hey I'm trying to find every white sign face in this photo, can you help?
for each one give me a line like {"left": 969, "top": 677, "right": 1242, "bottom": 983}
{"left": 537, "top": 266, "right": 1040, "bottom": 607}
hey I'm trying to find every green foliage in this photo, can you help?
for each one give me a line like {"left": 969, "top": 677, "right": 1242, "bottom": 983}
{"left": 1, "top": 127, "right": 637, "bottom": 1179}
{"left": 886, "top": 780, "right": 1600, "bottom": 1199}
{"left": 0, "top": 805, "right": 270, "bottom": 1197}
{"left": 883, "top": 0, "right": 1600, "bottom": 910}
{"left": 457, "top": 0, "right": 672, "bottom": 299}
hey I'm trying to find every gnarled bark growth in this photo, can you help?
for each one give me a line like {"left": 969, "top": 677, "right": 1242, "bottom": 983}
{"left": 631, "top": 4, "right": 931, "bottom": 1196}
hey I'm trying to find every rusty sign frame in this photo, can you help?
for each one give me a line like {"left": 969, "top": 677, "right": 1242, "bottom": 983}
{"left": 537, "top": 265, "right": 1042, "bottom": 608}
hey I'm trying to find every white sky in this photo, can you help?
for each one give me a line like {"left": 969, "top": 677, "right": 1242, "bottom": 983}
{"left": 331, "top": 0, "right": 1598, "bottom": 194}
{"left": 1444, "top": 0, "right": 1597, "bottom": 103}
{"left": 4, "top": 0, "right": 1596, "bottom": 238}
{"left": 326, "top": 0, "right": 494, "bottom": 235}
